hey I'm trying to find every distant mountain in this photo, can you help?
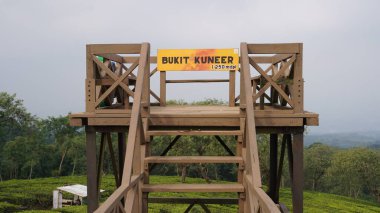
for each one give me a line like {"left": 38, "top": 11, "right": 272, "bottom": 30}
{"left": 305, "top": 131, "right": 380, "bottom": 148}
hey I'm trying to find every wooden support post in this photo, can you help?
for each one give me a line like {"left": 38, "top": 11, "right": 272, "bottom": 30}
{"left": 86, "top": 126, "right": 98, "bottom": 213}
{"left": 268, "top": 134, "right": 278, "bottom": 202}
{"left": 292, "top": 132, "right": 304, "bottom": 213}
{"left": 229, "top": 70, "right": 236, "bottom": 107}
{"left": 107, "top": 133, "right": 120, "bottom": 187}
{"left": 275, "top": 134, "right": 287, "bottom": 203}
{"left": 141, "top": 193, "right": 148, "bottom": 213}
{"left": 160, "top": 71, "right": 166, "bottom": 106}
{"left": 118, "top": 132, "right": 126, "bottom": 187}
{"left": 259, "top": 77, "right": 265, "bottom": 110}
{"left": 97, "top": 133, "right": 106, "bottom": 199}
{"left": 293, "top": 44, "right": 303, "bottom": 113}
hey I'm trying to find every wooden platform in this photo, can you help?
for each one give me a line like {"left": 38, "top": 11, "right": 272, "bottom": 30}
{"left": 141, "top": 184, "right": 245, "bottom": 193}
{"left": 70, "top": 105, "right": 318, "bottom": 128}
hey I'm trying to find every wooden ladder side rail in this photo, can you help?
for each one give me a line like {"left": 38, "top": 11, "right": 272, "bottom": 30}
{"left": 245, "top": 175, "right": 280, "bottom": 213}
{"left": 93, "top": 42, "right": 150, "bottom": 213}
{"left": 241, "top": 42, "right": 281, "bottom": 213}
{"left": 94, "top": 174, "right": 143, "bottom": 213}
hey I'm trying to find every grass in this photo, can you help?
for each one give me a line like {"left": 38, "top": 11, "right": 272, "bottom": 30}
{"left": 0, "top": 175, "right": 379, "bottom": 212}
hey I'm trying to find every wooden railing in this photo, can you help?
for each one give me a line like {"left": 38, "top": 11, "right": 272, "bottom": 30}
{"left": 240, "top": 42, "right": 281, "bottom": 213}
{"left": 86, "top": 44, "right": 147, "bottom": 113}
{"left": 242, "top": 43, "right": 303, "bottom": 113}
{"left": 93, "top": 43, "right": 150, "bottom": 213}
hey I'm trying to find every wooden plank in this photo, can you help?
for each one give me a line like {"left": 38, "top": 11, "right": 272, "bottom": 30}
{"left": 118, "top": 133, "right": 126, "bottom": 187}
{"left": 305, "top": 117, "right": 319, "bottom": 126}
{"left": 144, "top": 156, "right": 243, "bottom": 164}
{"left": 149, "top": 67, "right": 158, "bottom": 77}
{"left": 69, "top": 118, "right": 82, "bottom": 126}
{"left": 94, "top": 174, "right": 143, "bottom": 213}
{"left": 95, "top": 109, "right": 132, "bottom": 114}
{"left": 240, "top": 42, "right": 262, "bottom": 186}
{"left": 89, "top": 44, "right": 142, "bottom": 54}
{"left": 148, "top": 130, "right": 242, "bottom": 136}
{"left": 148, "top": 197, "right": 238, "bottom": 204}
{"left": 121, "top": 42, "right": 149, "bottom": 184}
{"left": 215, "top": 135, "right": 235, "bottom": 156}
{"left": 292, "top": 133, "right": 304, "bottom": 213}
{"left": 141, "top": 184, "right": 244, "bottom": 193}
{"left": 86, "top": 127, "right": 98, "bottom": 213}
{"left": 229, "top": 71, "right": 236, "bottom": 107}
{"left": 96, "top": 53, "right": 123, "bottom": 64}
{"left": 268, "top": 134, "right": 278, "bottom": 202}
{"left": 250, "top": 54, "right": 293, "bottom": 64}
{"left": 166, "top": 79, "right": 229, "bottom": 83}
{"left": 150, "top": 90, "right": 160, "bottom": 102}
{"left": 160, "top": 71, "right": 166, "bottom": 106}
{"left": 149, "top": 117, "right": 239, "bottom": 127}
{"left": 247, "top": 43, "right": 300, "bottom": 54}
{"left": 293, "top": 44, "right": 304, "bottom": 113}
{"left": 88, "top": 118, "right": 131, "bottom": 126}
{"left": 86, "top": 79, "right": 96, "bottom": 112}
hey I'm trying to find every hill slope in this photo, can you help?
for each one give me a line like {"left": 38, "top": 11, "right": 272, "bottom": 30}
{"left": 0, "top": 175, "right": 379, "bottom": 212}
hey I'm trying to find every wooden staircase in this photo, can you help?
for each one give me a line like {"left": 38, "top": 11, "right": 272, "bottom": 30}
{"left": 89, "top": 42, "right": 281, "bottom": 213}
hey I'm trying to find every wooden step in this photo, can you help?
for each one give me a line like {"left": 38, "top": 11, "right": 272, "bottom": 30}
{"left": 148, "top": 197, "right": 238, "bottom": 204}
{"left": 148, "top": 130, "right": 242, "bottom": 136}
{"left": 145, "top": 156, "right": 243, "bottom": 164}
{"left": 141, "top": 184, "right": 244, "bottom": 193}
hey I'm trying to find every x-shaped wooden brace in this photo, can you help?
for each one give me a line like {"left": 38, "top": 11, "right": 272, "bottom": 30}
{"left": 93, "top": 56, "right": 138, "bottom": 107}
{"left": 250, "top": 55, "right": 296, "bottom": 108}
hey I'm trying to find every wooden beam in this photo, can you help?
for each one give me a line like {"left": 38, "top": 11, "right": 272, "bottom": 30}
{"left": 292, "top": 132, "right": 304, "bottom": 213}
{"left": 214, "top": 135, "right": 235, "bottom": 156}
{"left": 141, "top": 184, "right": 244, "bottom": 193}
{"left": 86, "top": 127, "right": 98, "bottom": 213}
{"left": 247, "top": 43, "right": 300, "bottom": 54}
{"left": 148, "top": 130, "right": 242, "bottom": 136}
{"left": 229, "top": 71, "right": 236, "bottom": 107}
{"left": 166, "top": 79, "right": 229, "bottom": 83}
{"left": 268, "top": 134, "right": 278, "bottom": 202}
{"left": 160, "top": 71, "right": 166, "bottom": 106}
{"left": 148, "top": 197, "right": 238, "bottom": 204}
{"left": 145, "top": 156, "right": 243, "bottom": 164}
{"left": 89, "top": 44, "right": 142, "bottom": 54}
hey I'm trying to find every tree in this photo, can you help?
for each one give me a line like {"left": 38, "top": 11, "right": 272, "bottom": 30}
{"left": 327, "top": 148, "right": 380, "bottom": 201}
{"left": 0, "top": 92, "right": 35, "bottom": 146}
{"left": 0, "top": 92, "right": 36, "bottom": 180}
{"left": 304, "top": 143, "right": 334, "bottom": 191}
{"left": 41, "top": 116, "right": 82, "bottom": 176}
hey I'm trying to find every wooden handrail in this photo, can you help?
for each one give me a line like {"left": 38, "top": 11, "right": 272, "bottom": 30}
{"left": 166, "top": 79, "right": 229, "bottom": 83}
{"left": 93, "top": 43, "right": 150, "bottom": 213}
{"left": 94, "top": 174, "right": 143, "bottom": 213}
{"left": 241, "top": 42, "right": 280, "bottom": 213}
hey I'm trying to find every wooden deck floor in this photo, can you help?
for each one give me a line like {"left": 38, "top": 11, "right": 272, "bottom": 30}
{"left": 70, "top": 105, "right": 318, "bottom": 128}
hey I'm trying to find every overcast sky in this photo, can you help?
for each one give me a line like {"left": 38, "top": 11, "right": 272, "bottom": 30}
{"left": 0, "top": 0, "right": 379, "bottom": 134}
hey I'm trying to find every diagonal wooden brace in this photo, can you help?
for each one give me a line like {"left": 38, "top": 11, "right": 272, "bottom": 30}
{"left": 93, "top": 56, "right": 137, "bottom": 107}
{"left": 250, "top": 56, "right": 296, "bottom": 107}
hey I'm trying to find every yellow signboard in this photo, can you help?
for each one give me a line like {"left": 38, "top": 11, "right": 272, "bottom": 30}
{"left": 157, "top": 49, "right": 239, "bottom": 71}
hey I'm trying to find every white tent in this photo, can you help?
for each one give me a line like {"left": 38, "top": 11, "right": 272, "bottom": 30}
{"left": 53, "top": 184, "right": 104, "bottom": 209}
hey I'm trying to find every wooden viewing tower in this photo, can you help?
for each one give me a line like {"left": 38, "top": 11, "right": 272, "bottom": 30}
{"left": 69, "top": 42, "right": 319, "bottom": 213}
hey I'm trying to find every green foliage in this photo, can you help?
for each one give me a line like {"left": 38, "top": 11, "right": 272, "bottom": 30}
{"left": 0, "top": 92, "right": 36, "bottom": 146}
{"left": 0, "top": 201, "right": 21, "bottom": 212}
{"left": 1, "top": 175, "right": 379, "bottom": 212}
{"left": 327, "top": 148, "right": 380, "bottom": 200}
{"left": 166, "top": 98, "right": 226, "bottom": 106}
{"left": 304, "top": 143, "right": 335, "bottom": 191}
